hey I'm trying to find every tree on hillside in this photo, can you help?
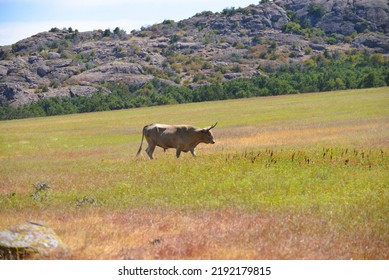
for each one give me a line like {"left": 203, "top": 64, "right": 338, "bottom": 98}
{"left": 361, "top": 72, "right": 386, "bottom": 88}
{"left": 309, "top": 3, "right": 325, "bottom": 19}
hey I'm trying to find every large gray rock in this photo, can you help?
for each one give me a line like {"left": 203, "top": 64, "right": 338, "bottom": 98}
{"left": 0, "top": 82, "right": 37, "bottom": 105}
{"left": 0, "top": 65, "right": 8, "bottom": 78}
{"left": 185, "top": 2, "right": 289, "bottom": 35}
{"left": 0, "top": 222, "right": 66, "bottom": 260}
{"left": 351, "top": 34, "right": 389, "bottom": 53}
{"left": 11, "top": 31, "right": 66, "bottom": 53}
{"left": 69, "top": 85, "right": 100, "bottom": 97}
{"left": 274, "top": 0, "right": 389, "bottom": 35}
{"left": 41, "top": 85, "right": 110, "bottom": 99}
{"left": 69, "top": 62, "right": 153, "bottom": 85}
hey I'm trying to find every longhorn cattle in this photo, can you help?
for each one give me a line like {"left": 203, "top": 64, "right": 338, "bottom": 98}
{"left": 136, "top": 123, "right": 217, "bottom": 159}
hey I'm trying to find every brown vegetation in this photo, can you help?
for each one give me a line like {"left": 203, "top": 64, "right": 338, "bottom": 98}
{"left": 1, "top": 208, "right": 387, "bottom": 260}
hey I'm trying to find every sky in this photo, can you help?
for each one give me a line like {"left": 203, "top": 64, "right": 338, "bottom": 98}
{"left": 0, "top": 0, "right": 259, "bottom": 46}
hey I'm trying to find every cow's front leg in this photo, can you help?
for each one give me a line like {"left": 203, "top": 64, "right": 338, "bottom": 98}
{"left": 176, "top": 149, "right": 181, "bottom": 158}
{"left": 190, "top": 148, "right": 197, "bottom": 157}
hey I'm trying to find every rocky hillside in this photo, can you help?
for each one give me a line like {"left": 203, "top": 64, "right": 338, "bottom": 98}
{"left": 1, "top": 0, "right": 388, "bottom": 105}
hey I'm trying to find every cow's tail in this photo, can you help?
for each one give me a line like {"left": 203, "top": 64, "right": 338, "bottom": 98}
{"left": 136, "top": 126, "right": 147, "bottom": 157}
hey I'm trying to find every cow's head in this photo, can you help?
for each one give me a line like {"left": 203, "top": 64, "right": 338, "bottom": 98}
{"left": 201, "top": 122, "right": 217, "bottom": 144}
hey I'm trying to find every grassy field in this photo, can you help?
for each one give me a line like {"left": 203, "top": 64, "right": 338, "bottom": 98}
{"left": 0, "top": 87, "right": 388, "bottom": 259}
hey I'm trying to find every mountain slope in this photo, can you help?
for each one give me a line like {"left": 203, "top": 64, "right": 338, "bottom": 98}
{"left": 0, "top": 0, "right": 388, "bottom": 106}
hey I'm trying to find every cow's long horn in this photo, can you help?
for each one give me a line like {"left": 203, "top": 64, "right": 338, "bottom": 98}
{"left": 207, "top": 122, "right": 218, "bottom": 130}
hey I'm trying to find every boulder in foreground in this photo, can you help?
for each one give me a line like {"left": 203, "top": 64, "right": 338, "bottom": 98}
{"left": 0, "top": 221, "right": 66, "bottom": 259}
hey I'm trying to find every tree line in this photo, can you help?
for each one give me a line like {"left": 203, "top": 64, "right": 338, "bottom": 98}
{"left": 0, "top": 51, "right": 388, "bottom": 120}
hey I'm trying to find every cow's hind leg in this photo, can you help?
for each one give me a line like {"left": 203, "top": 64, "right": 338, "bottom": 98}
{"left": 146, "top": 145, "right": 155, "bottom": 159}
{"left": 145, "top": 137, "right": 156, "bottom": 160}
{"left": 176, "top": 149, "right": 181, "bottom": 158}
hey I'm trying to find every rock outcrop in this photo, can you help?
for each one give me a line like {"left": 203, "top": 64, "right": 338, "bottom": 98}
{"left": 0, "top": 0, "right": 388, "bottom": 105}
{"left": 274, "top": 0, "right": 389, "bottom": 35}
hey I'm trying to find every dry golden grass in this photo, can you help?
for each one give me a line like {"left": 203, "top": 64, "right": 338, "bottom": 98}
{"left": 1, "top": 208, "right": 387, "bottom": 260}
{"left": 216, "top": 120, "right": 388, "bottom": 150}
